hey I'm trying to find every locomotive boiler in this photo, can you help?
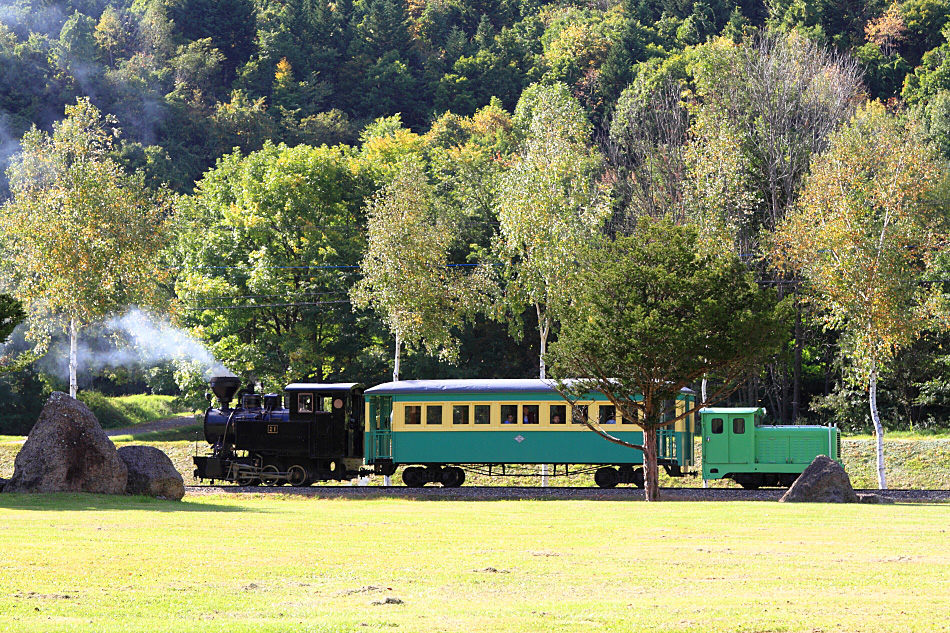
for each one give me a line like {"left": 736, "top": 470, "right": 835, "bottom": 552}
{"left": 193, "top": 376, "right": 365, "bottom": 485}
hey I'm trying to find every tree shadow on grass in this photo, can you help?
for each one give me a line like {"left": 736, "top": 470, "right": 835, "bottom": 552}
{"left": 0, "top": 492, "right": 259, "bottom": 513}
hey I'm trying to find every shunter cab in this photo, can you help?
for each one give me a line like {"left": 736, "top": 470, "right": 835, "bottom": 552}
{"left": 700, "top": 407, "right": 841, "bottom": 489}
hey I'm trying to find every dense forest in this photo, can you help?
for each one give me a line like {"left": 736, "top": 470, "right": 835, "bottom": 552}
{"left": 3, "top": 0, "right": 950, "bottom": 434}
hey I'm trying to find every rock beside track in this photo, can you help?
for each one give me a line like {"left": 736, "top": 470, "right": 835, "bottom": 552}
{"left": 780, "top": 455, "right": 858, "bottom": 503}
{"left": 118, "top": 445, "right": 185, "bottom": 500}
{"left": 4, "top": 392, "right": 127, "bottom": 494}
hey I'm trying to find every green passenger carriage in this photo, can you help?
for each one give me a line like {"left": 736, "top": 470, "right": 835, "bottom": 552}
{"left": 364, "top": 379, "right": 698, "bottom": 488}
{"left": 700, "top": 407, "right": 842, "bottom": 489}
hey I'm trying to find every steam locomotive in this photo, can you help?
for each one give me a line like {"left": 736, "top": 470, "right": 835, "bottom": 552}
{"left": 193, "top": 376, "right": 842, "bottom": 488}
{"left": 193, "top": 376, "right": 369, "bottom": 486}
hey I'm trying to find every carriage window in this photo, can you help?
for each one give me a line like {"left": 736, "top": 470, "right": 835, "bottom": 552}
{"left": 600, "top": 405, "right": 616, "bottom": 425}
{"left": 405, "top": 405, "right": 421, "bottom": 425}
{"left": 550, "top": 404, "right": 566, "bottom": 425}
{"left": 622, "top": 410, "right": 637, "bottom": 425}
{"left": 572, "top": 405, "right": 588, "bottom": 424}
{"left": 453, "top": 405, "right": 470, "bottom": 425}
{"left": 501, "top": 404, "right": 518, "bottom": 424}
{"left": 474, "top": 405, "right": 491, "bottom": 425}
{"left": 733, "top": 418, "right": 746, "bottom": 434}
{"left": 426, "top": 405, "right": 443, "bottom": 425}
{"left": 522, "top": 405, "right": 539, "bottom": 424}
{"left": 711, "top": 418, "right": 724, "bottom": 434}
{"left": 322, "top": 396, "right": 333, "bottom": 412}
{"left": 298, "top": 393, "right": 314, "bottom": 413}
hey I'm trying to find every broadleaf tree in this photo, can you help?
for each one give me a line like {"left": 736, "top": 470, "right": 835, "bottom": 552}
{"left": 495, "top": 82, "right": 609, "bottom": 378}
{"left": 549, "top": 217, "right": 791, "bottom": 501}
{"left": 0, "top": 98, "right": 169, "bottom": 397}
{"left": 772, "top": 101, "right": 950, "bottom": 489}
{"left": 351, "top": 159, "right": 495, "bottom": 381}
{"left": 171, "top": 141, "right": 372, "bottom": 389}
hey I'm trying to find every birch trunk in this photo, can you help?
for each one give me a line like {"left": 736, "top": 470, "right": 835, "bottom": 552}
{"left": 642, "top": 425, "right": 660, "bottom": 501}
{"left": 69, "top": 317, "right": 78, "bottom": 399}
{"left": 393, "top": 332, "right": 401, "bottom": 382}
{"left": 537, "top": 306, "right": 549, "bottom": 380}
{"left": 869, "top": 360, "right": 887, "bottom": 489}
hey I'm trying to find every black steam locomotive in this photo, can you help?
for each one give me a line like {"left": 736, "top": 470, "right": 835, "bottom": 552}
{"left": 193, "top": 376, "right": 367, "bottom": 485}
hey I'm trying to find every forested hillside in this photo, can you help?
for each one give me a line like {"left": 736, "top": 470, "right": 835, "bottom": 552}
{"left": 4, "top": 0, "right": 950, "bottom": 435}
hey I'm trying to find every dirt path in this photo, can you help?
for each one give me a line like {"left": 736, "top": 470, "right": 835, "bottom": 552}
{"left": 105, "top": 415, "right": 198, "bottom": 437}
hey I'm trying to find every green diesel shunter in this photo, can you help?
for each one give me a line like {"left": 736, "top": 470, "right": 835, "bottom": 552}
{"left": 701, "top": 407, "right": 842, "bottom": 489}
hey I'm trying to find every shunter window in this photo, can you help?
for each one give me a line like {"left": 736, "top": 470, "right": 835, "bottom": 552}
{"left": 572, "top": 405, "right": 588, "bottom": 424}
{"left": 298, "top": 393, "right": 314, "bottom": 413}
{"left": 426, "top": 405, "right": 443, "bottom": 425}
{"left": 501, "top": 404, "right": 518, "bottom": 424}
{"left": 733, "top": 418, "right": 746, "bottom": 434}
{"left": 711, "top": 418, "right": 724, "bottom": 434}
{"left": 600, "top": 405, "right": 616, "bottom": 425}
{"left": 550, "top": 404, "right": 566, "bottom": 425}
{"left": 522, "top": 404, "right": 539, "bottom": 424}
{"left": 453, "top": 405, "right": 470, "bottom": 425}
{"left": 405, "top": 405, "right": 422, "bottom": 425}
{"left": 474, "top": 405, "right": 491, "bottom": 424}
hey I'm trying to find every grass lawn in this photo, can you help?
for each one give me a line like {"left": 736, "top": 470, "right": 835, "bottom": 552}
{"left": 0, "top": 494, "right": 948, "bottom": 633}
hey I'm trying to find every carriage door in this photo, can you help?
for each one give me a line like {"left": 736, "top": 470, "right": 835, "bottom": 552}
{"left": 366, "top": 396, "right": 393, "bottom": 463}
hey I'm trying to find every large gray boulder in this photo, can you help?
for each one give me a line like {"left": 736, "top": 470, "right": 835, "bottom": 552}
{"left": 780, "top": 455, "right": 858, "bottom": 503}
{"left": 118, "top": 445, "right": 185, "bottom": 500}
{"left": 5, "top": 392, "right": 127, "bottom": 494}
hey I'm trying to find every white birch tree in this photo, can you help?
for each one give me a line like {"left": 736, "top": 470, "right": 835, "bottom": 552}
{"left": 351, "top": 159, "right": 493, "bottom": 381}
{"left": 494, "top": 83, "right": 609, "bottom": 378}
{"left": 0, "top": 98, "right": 169, "bottom": 397}
{"left": 772, "top": 101, "right": 949, "bottom": 489}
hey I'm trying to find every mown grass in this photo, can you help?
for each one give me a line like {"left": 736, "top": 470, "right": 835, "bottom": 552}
{"left": 0, "top": 493, "right": 947, "bottom": 633}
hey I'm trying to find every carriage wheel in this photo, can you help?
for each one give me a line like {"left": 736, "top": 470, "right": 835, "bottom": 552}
{"left": 632, "top": 467, "right": 645, "bottom": 489}
{"left": 261, "top": 465, "right": 282, "bottom": 486}
{"left": 402, "top": 466, "right": 426, "bottom": 488}
{"left": 440, "top": 466, "right": 465, "bottom": 488}
{"left": 594, "top": 467, "right": 620, "bottom": 489}
{"left": 287, "top": 464, "right": 309, "bottom": 487}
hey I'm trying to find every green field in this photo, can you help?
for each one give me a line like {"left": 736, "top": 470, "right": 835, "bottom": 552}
{"left": 0, "top": 494, "right": 947, "bottom": 633}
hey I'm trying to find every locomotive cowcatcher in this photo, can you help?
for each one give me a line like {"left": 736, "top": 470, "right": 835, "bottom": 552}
{"left": 193, "top": 376, "right": 365, "bottom": 486}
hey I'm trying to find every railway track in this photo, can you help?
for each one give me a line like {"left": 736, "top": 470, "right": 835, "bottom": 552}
{"left": 184, "top": 485, "right": 950, "bottom": 502}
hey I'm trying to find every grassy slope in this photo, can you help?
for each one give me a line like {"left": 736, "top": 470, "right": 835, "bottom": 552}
{"left": 78, "top": 394, "right": 192, "bottom": 430}
{"left": 0, "top": 494, "right": 947, "bottom": 633}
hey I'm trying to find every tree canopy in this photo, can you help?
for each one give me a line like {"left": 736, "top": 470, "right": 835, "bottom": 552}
{"left": 549, "top": 217, "right": 791, "bottom": 500}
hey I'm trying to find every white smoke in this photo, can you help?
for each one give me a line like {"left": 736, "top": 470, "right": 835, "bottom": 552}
{"left": 34, "top": 308, "right": 235, "bottom": 383}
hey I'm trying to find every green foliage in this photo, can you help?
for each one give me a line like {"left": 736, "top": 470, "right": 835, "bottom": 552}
{"left": 172, "top": 141, "right": 374, "bottom": 387}
{"left": 351, "top": 159, "right": 495, "bottom": 369}
{"left": 1, "top": 98, "right": 170, "bottom": 347}
{"left": 549, "top": 216, "right": 791, "bottom": 498}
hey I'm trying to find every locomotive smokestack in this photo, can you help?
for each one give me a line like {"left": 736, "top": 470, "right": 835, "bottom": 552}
{"left": 210, "top": 376, "right": 241, "bottom": 409}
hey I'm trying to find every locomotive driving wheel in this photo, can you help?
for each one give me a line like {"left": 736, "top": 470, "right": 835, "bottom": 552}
{"left": 287, "top": 464, "right": 309, "bottom": 487}
{"left": 261, "top": 465, "right": 283, "bottom": 486}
